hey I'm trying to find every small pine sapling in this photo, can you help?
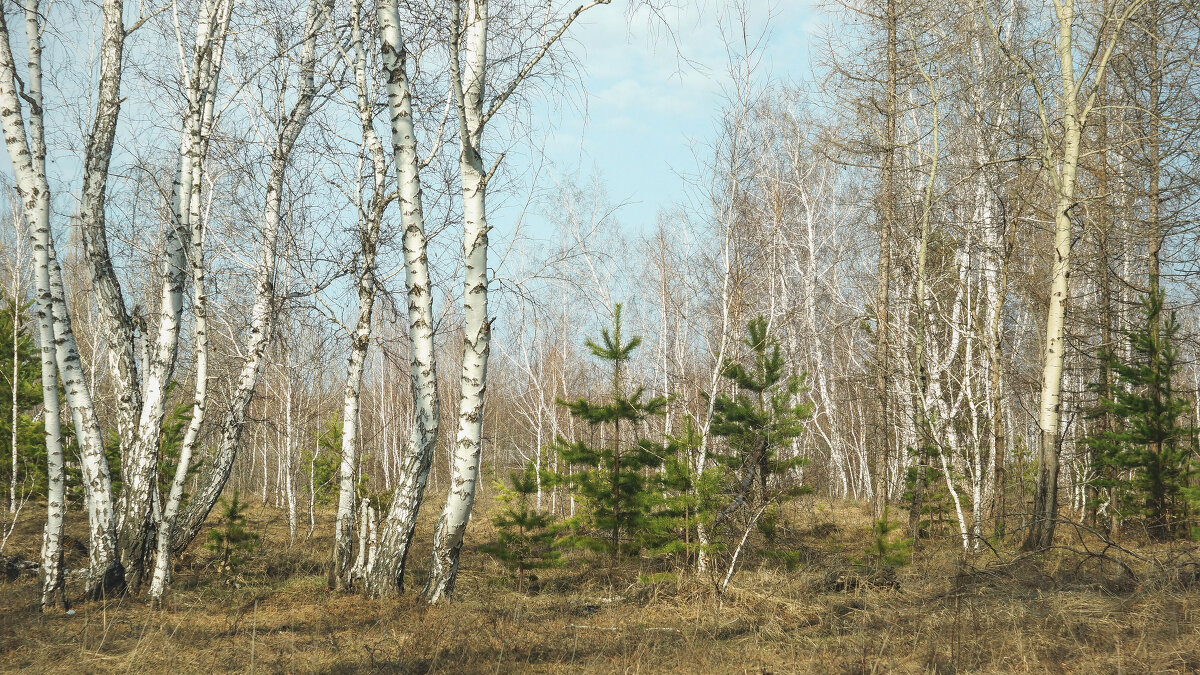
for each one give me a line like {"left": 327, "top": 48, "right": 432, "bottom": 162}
{"left": 650, "top": 419, "right": 702, "bottom": 564}
{"left": 481, "top": 462, "right": 561, "bottom": 591}
{"left": 156, "top": 398, "right": 196, "bottom": 500}
{"left": 1087, "top": 292, "right": 1193, "bottom": 540}
{"left": 863, "top": 513, "right": 912, "bottom": 567}
{"left": 307, "top": 413, "right": 344, "bottom": 506}
{"left": 207, "top": 491, "right": 259, "bottom": 576}
{"left": 705, "top": 316, "right": 813, "bottom": 592}
{"left": 0, "top": 291, "right": 46, "bottom": 503}
{"left": 554, "top": 304, "right": 671, "bottom": 565}
{"left": 903, "top": 462, "right": 954, "bottom": 539}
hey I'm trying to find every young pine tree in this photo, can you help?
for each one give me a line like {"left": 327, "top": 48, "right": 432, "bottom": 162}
{"left": 156, "top": 398, "right": 195, "bottom": 501}
{"left": 1087, "top": 292, "right": 1192, "bottom": 540}
{"left": 702, "top": 317, "right": 812, "bottom": 587}
{"left": 207, "top": 491, "right": 260, "bottom": 575}
{"left": 555, "top": 305, "right": 670, "bottom": 563}
{"left": 708, "top": 316, "right": 812, "bottom": 522}
{"left": 308, "top": 413, "right": 344, "bottom": 506}
{"left": 480, "top": 462, "right": 561, "bottom": 591}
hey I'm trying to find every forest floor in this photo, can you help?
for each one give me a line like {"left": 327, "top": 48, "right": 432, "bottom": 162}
{"left": 2, "top": 493, "right": 1200, "bottom": 673}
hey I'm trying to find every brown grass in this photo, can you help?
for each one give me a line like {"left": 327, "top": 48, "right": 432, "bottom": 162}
{"left": 2, "top": 495, "right": 1199, "bottom": 673}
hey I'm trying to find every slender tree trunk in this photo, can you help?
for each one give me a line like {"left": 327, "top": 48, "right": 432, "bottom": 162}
{"left": 172, "top": 0, "right": 330, "bottom": 555}
{"left": 907, "top": 64, "right": 940, "bottom": 545}
{"left": 73, "top": 0, "right": 140, "bottom": 499}
{"left": 124, "top": 0, "right": 232, "bottom": 590}
{"left": 1018, "top": 0, "right": 1143, "bottom": 554}
{"left": 1025, "top": 8, "right": 1082, "bottom": 551}
{"left": 148, "top": 198, "right": 212, "bottom": 603}
{"left": 423, "top": 0, "right": 611, "bottom": 603}
{"left": 333, "top": 0, "right": 385, "bottom": 590}
{"left": 873, "top": 0, "right": 898, "bottom": 520}
{"left": 1145, "top": 0, "right": 1161, "bottom": 307}
{"left": 9, "top": 216, "right": 20, "bottom": 515}
{"left": 424, "top": 0, "right": 492, "bottom": 603}
{"left": 0, "top": 0, "right": 123, "bottom": 599}
{"left": 363, "top": 0, "right": 441, "bottom": 598}
{"left": 148, "top": 0, "right": 230, "bottom": 604}
{"left": 16, "top": 126, "right": 68, "bottom": 608}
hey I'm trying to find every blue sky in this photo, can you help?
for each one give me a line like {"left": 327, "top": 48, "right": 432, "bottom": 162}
{"left": 0, "top": 0, "right": 826, "bottom": 277}
{"left": 517, "top": 0, "right": 821, "bottom": 234}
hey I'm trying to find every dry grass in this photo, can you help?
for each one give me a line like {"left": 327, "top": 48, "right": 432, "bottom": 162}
{"left": 2, "top": 495, "right": 1199, "bottom": 673}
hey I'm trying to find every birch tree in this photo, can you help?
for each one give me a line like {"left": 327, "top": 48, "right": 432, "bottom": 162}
{"left": 980, "top": 0, "right": 1146, "bottom": 550}
{"left": 0, "top": 0, "right": 125, "bottom": 600}
{"left": 423, "top": 0, "right": 611, "bottom": 604}
{"left": 172, "top": 0, "right": 333, "bottom": 555}
{"left": 329, "top": 0, "right": 387, "bottom": 590}
{"left": 0, "top": 6, "right": 65, "bottom": 610}
{"left": 362, "top": 0, "right": 442, "bottom": 598}
{"left": 148, "top": 0, "right": 234, "bottom": 604}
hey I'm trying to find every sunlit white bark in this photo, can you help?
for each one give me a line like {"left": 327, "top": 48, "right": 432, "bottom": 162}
{"left": 364, "top": 0, "right": 442, "bottom": 598}
{"left": 332, "top": 0, "right": 386, "bottom": 590}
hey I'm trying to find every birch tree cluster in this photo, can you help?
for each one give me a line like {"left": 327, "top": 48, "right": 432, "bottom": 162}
{"left": 0, "top": 0, "right": 1199, "bottom": 613}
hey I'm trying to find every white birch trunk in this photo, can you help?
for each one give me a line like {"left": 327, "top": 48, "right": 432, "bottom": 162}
{"left": 0, "top": 0, "right": 123, "bottom": 599}
{"left": 71, "top": 0, "right": 141, "bottom": 504}
{"left": 148, "top": 0, "right": 231, "bottom": 604}
{"left": 1015, "top": 0, "right": 1142, "bottom": 552}
{"left": 124, "top": 0, "right": 232, "bottom": 590}
{"left": 423, "top": 0, "right": 490, "bottom": 601}
{"left": 0, "top": 1, "right": 67, "bottom": 609}
{"left": 364, "top": 0, "right": 442, "bottom": 598}
{"left": 423, "top": 0, "right": 610, "bottom": 602}
{"left": 172, "top": 0, "right": 330, "bottom": 555}
{"left": 285, "top": 381, "right": 296, "bottom": 545}
{"left": 333, "top": 0, "right": 385, "bottom": 590}
{"left": 8, "top": 211, "right": 20, "bottom": 515}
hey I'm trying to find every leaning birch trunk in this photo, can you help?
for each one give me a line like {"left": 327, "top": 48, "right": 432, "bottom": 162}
{"left": 332, "top": 202, "right": 378, "bottom": 587}
{"left": 171, "top": 0, "right": 330, "bottom": 555}
{"left": 332, "top": 0, "right": 385, "bottom": 590}
{"left": 74, "top": 0, "right": 143, "bottom": 511}
{"left": 0, "top": 0, "right": 66, "bottom": 610}
{"left": 1020, "top": 0, "right": 1142, "bottom": 551}
{"left": 148, "top": 0, "right": 231, "bottom": 604}
{"left": 123, "top": 0, "right": 232, "bottom": 589}
{"left": 48, "top": 235, "right": 124, "bottom": 597}
{"left": 423, "top": 0, "right": 491, "bottom": 604}
{"left": 423, "top": 0, "right": 610, "bottom": 603}
{"left": 120, "top": 80, "right": 197, "bottom": 589}
{"left": 0, "top": 0, "right": 123, "bottom": 599}
{"left": 364, "top": 0, "right": 441, "bottom": 598}
{"left": 147, "top": 215, "right": 210, "bottom": 604}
